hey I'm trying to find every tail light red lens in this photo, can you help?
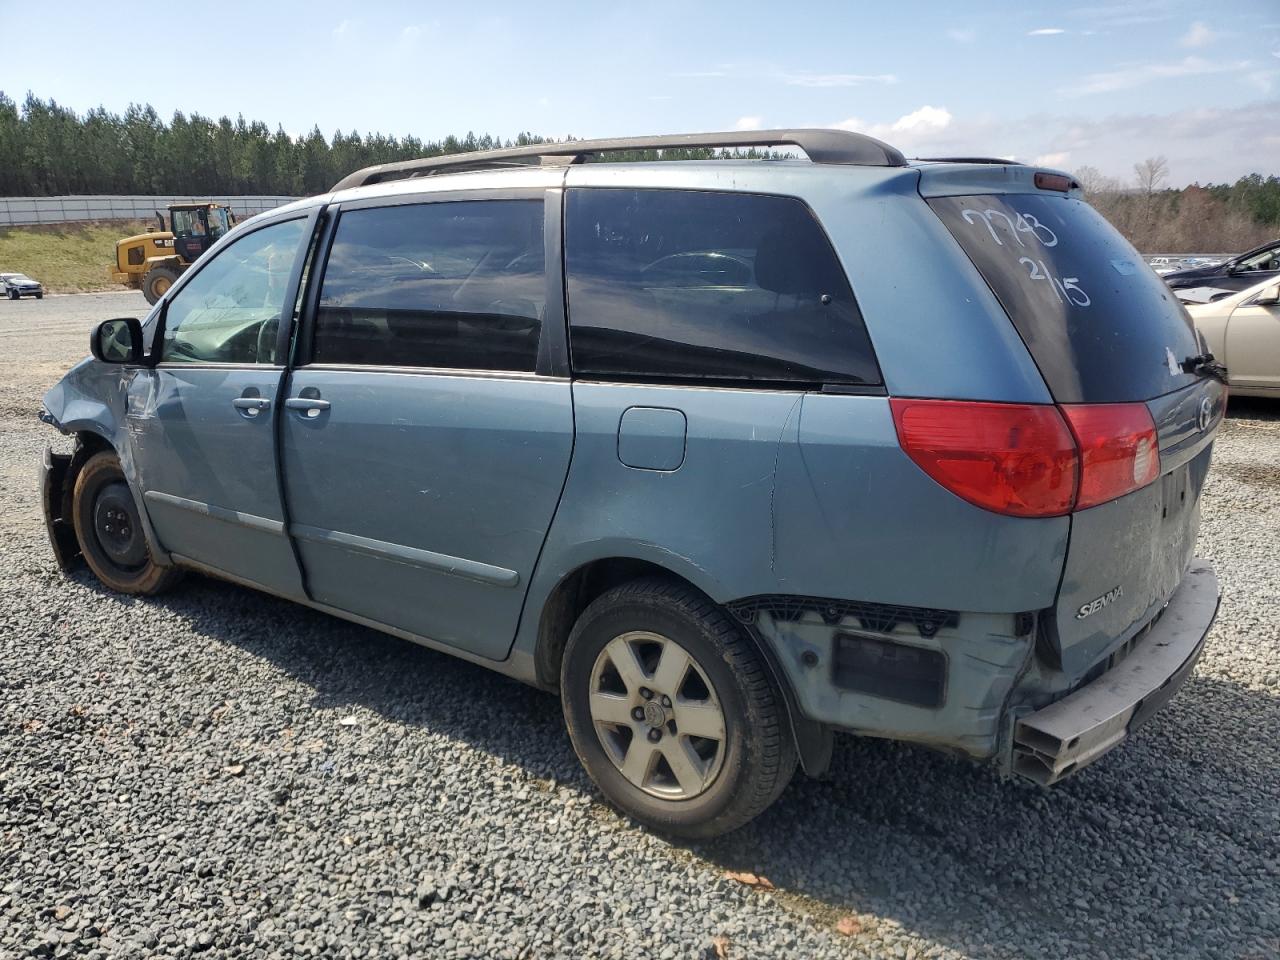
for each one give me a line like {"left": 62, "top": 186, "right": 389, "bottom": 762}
{"left": 890, "top": 398, "right": 1161, "bottom": 518}
{"left": 1060, "top": 403, "right": 1160, "bottom": 510}
{"left": 890, "top": 399, "right": 1077, "bottom": 517}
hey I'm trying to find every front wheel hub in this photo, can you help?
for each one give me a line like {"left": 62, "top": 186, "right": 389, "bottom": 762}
{"left": 92, "top": 481, "right": 147, "bottom": 569}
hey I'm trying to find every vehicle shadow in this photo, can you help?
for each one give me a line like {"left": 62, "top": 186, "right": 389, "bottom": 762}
{"left": 76, "top": 568, "right": 1280, "bottom": 960}
{"left": 1225, "top": 395, "right": 1279, "bottom": 422}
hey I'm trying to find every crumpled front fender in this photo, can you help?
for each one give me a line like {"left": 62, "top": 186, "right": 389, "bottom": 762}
{"left": 40, "top": 357, "right": 172, "bottom": 568}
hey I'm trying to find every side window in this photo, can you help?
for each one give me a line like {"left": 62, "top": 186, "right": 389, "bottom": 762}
{"left": 161, "top": 218, "right": 305, "bottom": 364}
{"left": 565, "top": 189, "right": 880, "bottom": 386}
{"left": 310, "top": 200, "right": 545, "bottom": 372}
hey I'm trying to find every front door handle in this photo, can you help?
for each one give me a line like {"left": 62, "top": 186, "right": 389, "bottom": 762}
{"left": 285, "top": 397, "right": 331, "bottom": 418}
{"left": 231, "top": 396, "right": 271, "bottom": 417}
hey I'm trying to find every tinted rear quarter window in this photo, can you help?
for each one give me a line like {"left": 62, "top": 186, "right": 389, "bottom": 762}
{"left": 312, "top": 200, "right": 545, "bottom": 371}
{"left": 928, "top": 194, "right": 1201, "bottom": 403}
{"left": 565, "top": 189, "right": 880, "bottom": 386}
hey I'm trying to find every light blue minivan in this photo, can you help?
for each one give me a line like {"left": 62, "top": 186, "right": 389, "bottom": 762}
{"left": 40, "top": 130, "right": 1224, "bottom": 837}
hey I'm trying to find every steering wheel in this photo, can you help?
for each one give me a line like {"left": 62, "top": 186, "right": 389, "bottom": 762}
{"left": 387, "top": 255, "right": 436, "bottom": 274}
{"left": 641, "top": 251, "right": 753, "bottom": 284}
{"left": 503, "top": 251, "right": 543, "bottom": 273}
{"left": 256, "top": 315, "right": 281, "bottom": 363}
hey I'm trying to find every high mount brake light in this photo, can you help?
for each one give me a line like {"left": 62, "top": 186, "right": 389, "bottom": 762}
{"left": 890, "top": 399, "right": 1077, "bottom": 518}
{"left": 1034, "top": 172, "right": 1076, "bottom": 192}
{"left": 890, "top": 399, "right": 1162, "bottom": 517}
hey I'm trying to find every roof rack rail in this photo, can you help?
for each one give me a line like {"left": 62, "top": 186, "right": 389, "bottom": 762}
{"left": 913, "top": 156, "right": 1022, "bottom": 165}
{"left": 332, "top": 128, "right": 907, "bottom": 191}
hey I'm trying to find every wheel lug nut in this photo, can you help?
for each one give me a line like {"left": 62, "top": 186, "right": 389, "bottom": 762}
{"left": 632, "top": 707, "right": 645, "bottom": 721}
{"left": 639, "top": 687, "right": 653, "bottom": 700}
{"left": 647, "top": 728, "right": 661, "bottom": 743}
{"left": 661, "top": 695, "right": 672, "bottom": 708}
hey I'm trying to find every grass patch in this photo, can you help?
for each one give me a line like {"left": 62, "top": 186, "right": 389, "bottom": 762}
{"left": 0, "top": 221, "right": 151, "bottom": 294}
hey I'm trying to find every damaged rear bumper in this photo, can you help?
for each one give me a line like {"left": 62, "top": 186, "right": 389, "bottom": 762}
{"left": 40, "top": 444, "right": 81, "bottom": 571}
{"left": 1012, "top": 560, "right": 1219, "bottom": 785}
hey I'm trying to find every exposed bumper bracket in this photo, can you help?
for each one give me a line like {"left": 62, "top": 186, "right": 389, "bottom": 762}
{"left": 40, "top": 445, "right": 82, "bottom": 572}
{"left": 1012, "top": 560, "right": 1219, "bottom": 785}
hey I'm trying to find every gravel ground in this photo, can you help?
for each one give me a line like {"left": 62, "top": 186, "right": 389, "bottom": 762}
{"left": 1, "top": 292, "right": 1278, "bottom": 960}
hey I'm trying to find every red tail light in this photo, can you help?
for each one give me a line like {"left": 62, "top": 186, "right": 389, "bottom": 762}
{"left": 1060, "top": 403, "right": 1159, "bottom": 509}
{"left": 890, "top": 399, "right": 1161, "bottom": 517}
{"left": 890, "top": 399, "right": 1077, "bottom": 517}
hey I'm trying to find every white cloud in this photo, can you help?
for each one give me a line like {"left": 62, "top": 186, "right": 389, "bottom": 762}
{"left": 1064, "top": 56, "right": 1251, "bottom": 96}
{"left": 332, "top": 19, "right": 352, "bottom": 39}
{"left": 1246, "top": 70, "right": 1278, "bottom": 93}
{"left": 947, "top": 27, "right": 977, "bottom": 43}
{"left": 1068, "top": 1, "right": 1175, "bottom": 28}
{"left": 399, "top": 24, "right": 422, "bottom": 47}
{"left": 834, "top": 105, "right": 953, "bottom": 148}
{"left": 1180, "top": 22, "right": 1217, "bottom": 48}
{"left": 734, "top": 116, "right": 763, "bottom": 131}
{"left": 826, "top": 100, "right": 1279, "bottom": 186}
{"left": 1028, "top": 28, "right": 1066, "bottom": 36}
{"left": 781, "top": 72, "right": 898, "bottom": 87}
{"left": 891, "top": 105, "right": 953, "bottom": 134}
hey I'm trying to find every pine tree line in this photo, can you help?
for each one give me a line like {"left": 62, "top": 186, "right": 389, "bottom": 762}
{"left": 2, "top": 93, "right": 1277, "bottom": 253}
{"left": 0, "top": 93, "right": 771, "bottom": 198}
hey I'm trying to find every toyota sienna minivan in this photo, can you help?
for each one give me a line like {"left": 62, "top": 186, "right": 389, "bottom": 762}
{"left": 39, "top": 130, "right": 1224, "bottom": 837}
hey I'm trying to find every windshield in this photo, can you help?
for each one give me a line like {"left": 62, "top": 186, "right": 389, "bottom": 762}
{"left": 928, "top": 193, "right": 1202, "bottom": 403}
{"left": 1236, "top": 244, "right": 1280, "bottom": 272}
{"left": 208, "top": 207, "right": 231, "bottom": 239}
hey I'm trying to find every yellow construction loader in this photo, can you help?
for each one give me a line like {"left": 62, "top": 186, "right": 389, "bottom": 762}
{"left": 111, "top": 203, "right": 235, "bottom": 304}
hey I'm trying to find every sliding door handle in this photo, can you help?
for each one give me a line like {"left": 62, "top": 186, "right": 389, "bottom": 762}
{"left": 285, "top": 397, "right": 331, "bottom": 418}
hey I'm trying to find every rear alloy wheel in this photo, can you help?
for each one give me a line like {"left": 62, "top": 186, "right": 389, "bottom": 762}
{"left": 561, "top": 578, "right": 796, "bottom": 838}
{"left": 6, "top": 289, "right": 16, "bottom": 300}
{"left": 589, "top": 631, "right": 728, "bottom": 799}
{"left": 72, "top": 451, "right": 181, "bottom": 595}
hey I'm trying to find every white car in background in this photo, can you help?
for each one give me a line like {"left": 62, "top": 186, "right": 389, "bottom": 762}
{"left": 1186, "top": 277, "right": 1280, "bottom": 398}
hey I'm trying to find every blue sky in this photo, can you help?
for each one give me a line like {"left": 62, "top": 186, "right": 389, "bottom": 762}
{"left": 3, "top": 0, "right": 1278, "bottom": 185}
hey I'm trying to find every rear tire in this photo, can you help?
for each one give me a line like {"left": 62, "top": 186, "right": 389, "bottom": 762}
{"left": 561, "top": 577, "right": 796, "bottom": 839}
{"left": 72, "top": 452, "right": 181, "bottom": 595}
{"left": 142, "top": 266, "right": 179, "bottom": 305}
{"left": 6, "top": 289, "right": 16, "bottom": 300}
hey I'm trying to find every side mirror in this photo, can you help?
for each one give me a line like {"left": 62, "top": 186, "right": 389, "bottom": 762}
{"left": 90, "top": 317, "right": 144, "bottom": 364}
{"left": 1252, "top": 283, "right": 1280, "bottom": 306}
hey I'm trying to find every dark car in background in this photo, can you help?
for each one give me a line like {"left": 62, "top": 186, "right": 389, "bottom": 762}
{"left": 1, "top": 273, "right": 44, "bottom": 300}
{"left": 1162, "top": 238, "right": 1280, "bottom": 292}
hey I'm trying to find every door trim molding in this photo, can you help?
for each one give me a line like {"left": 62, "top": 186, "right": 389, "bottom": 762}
{"left": 143, "top": 490, "right": 285, "bottom": 535}
{"left": 289, "top": 523, "right": 521, "bottom": 588}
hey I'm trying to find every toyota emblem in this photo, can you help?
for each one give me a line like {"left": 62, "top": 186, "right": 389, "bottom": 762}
{"left": 1197, "top": 396, "right": 1213, "bottom": 432}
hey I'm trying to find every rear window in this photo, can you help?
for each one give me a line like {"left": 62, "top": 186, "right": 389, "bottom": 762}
{"left": 565, "top": 188, "right": 880, "bottom": 387}
{"left": 928, "top": 194, "right": 1202, "bottom": 403}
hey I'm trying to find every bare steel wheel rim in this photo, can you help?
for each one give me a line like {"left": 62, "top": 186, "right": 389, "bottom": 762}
{"left": 588, "top": 630, "right": 727, "bottom": 800}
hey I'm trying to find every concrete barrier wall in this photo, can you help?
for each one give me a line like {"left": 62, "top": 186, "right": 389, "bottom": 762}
{"left": 0, "top": 195, "right": 299, "bottom": 226}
